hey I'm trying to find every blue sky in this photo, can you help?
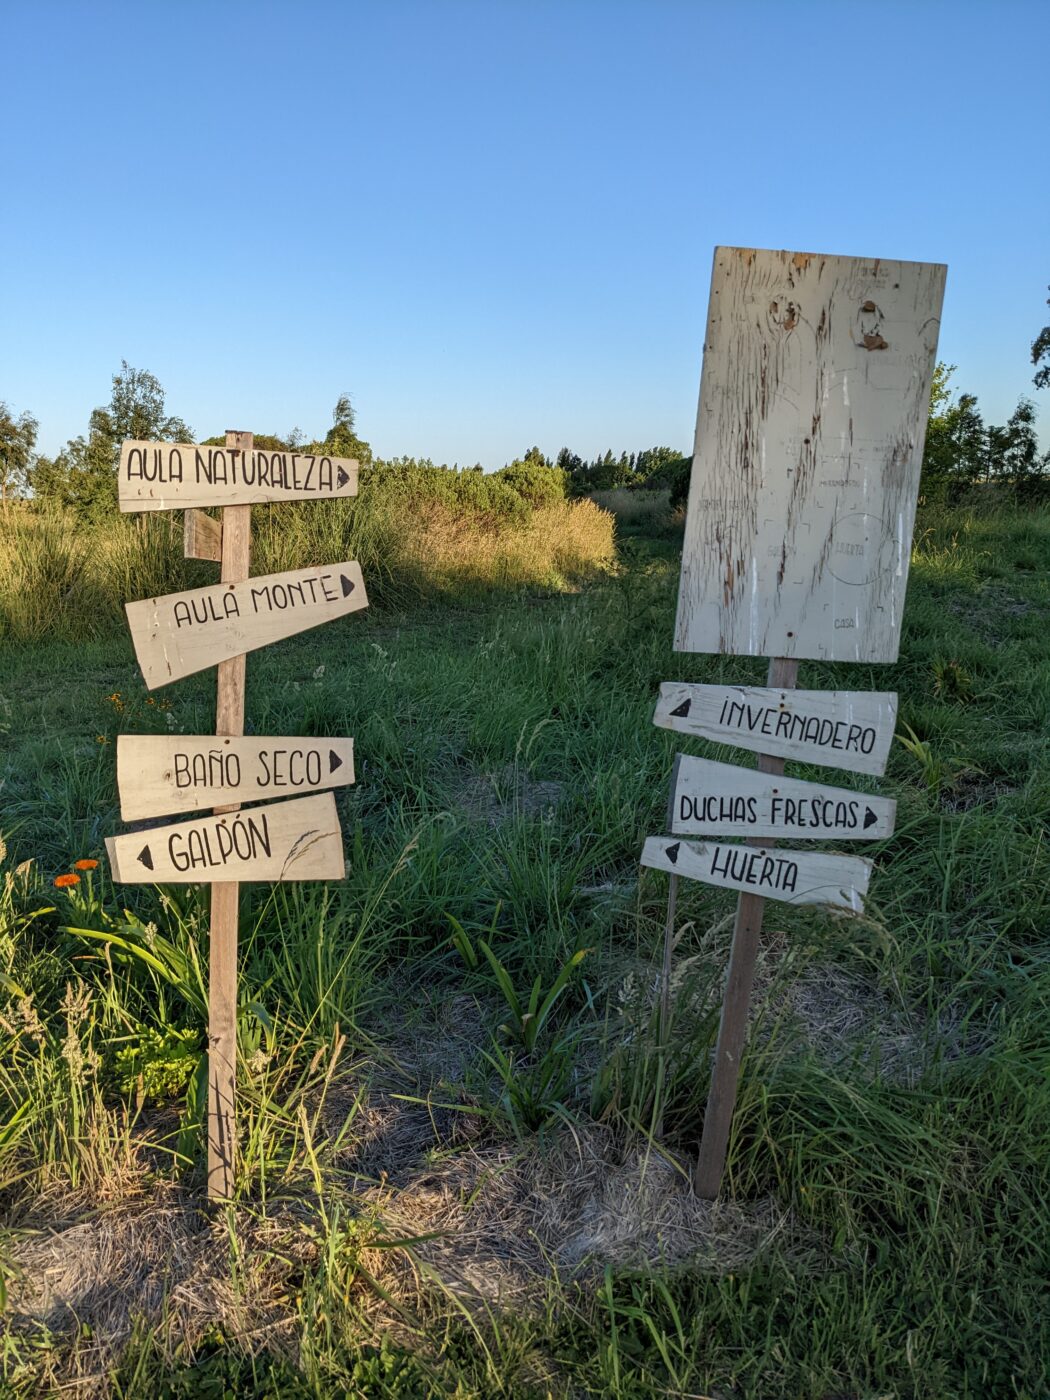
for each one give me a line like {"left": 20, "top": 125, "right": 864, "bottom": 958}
{"left": 3, "top": 0, "right": 1048, "bottom": 463}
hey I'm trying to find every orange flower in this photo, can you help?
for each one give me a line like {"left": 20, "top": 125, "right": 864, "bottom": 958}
{"left": 74, "top": 859, "right": 99, "bottom": 871}
{"left": 54, "top": 873, "right": 81, "bottom": 889}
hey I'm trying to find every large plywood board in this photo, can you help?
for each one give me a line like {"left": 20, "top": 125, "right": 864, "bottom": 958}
{"left": 119, "top": 440, "right": 359, "bottom": 511}
{"left": 125, "top": 561, "right": 367, "bottom": 689}
{"left": 641, "top": 835, "right": 870, "bottom": 911}
{"left": 117, "top": 735, "right": 355, "bottom": 821}
{"left": 654, "top": 683, "right": 898, "bottom": 775}
{"left": 106, "top": 793, "right": 346, "bottom": 883}
{"left": 675, "top": 248, "right": 945, "bottom": 662}
{"left": 669, "top": 754, "right": 895, "bottom": 840}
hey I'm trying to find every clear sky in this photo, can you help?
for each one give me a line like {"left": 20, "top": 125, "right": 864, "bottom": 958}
{"left": 3, "top": 0, "right": 1048, "bottom": 464}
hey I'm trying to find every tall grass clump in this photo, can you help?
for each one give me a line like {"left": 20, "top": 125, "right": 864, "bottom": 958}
{"left": 0, "top": 465, "right": 614, "bottom": 641}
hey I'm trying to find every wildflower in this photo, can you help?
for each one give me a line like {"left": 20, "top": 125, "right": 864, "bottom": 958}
{"left": 74, "top": 858, "right": 98, "bottom": 871}
{"left": 96, "top": 734, "right": 109, "bottom": 745}
{"left": 54, "top": 872, "right": 80, "bottom": 889}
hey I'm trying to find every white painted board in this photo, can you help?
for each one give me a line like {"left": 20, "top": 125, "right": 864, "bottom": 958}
{"left": 125, "top": 561, "right": 368, "bottom": 689}
{"left": 117, "top": 735, "right": 355, "bottom": 821}
{"left": 106, "top": 792, "right": 346, "bottom": 883}
{"left": 119, "top": 440, "right": 359, "bottom": 511}
{"left": 654, "top": 683, "right": 898, "bottom": 776}
{"left": 675, "top": 247, "right": 945, "bottom": 662}
{"left": 641, "top": 835, "right": 870, "bottom": 912}
{"left": 669, "top": 754, "right": 895, "bottom": 840}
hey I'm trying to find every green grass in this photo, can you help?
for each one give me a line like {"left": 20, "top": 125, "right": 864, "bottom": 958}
{"left": 0, "top": 504, "right": 1048, "bottom": 1396}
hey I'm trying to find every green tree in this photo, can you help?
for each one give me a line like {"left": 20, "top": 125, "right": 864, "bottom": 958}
{"left": 921, "top": 363, "right": 987, "bottom": 501}
{"left": 987, "top": 398, "right": 1050, "bottom": 500}
{"left": 319, "top": 392, "right": 372, "bottom": 466}
{"left": 60, "top": 363, "right": 192, "bottom": 517}
{"left": 0, "top": 402, "right": 38, "bottom": 503}
{"left": 1031, "top": 287, "right": 1050, "bottom": 390}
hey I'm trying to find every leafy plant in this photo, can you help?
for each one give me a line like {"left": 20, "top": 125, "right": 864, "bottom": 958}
{"left": 931, "top": 656, "right": 974, "bottom": 703}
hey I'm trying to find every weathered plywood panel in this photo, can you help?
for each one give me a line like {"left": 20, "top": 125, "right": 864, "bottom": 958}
{"left": 119, "top": 440, "right": 359, "bottom": 511}
{"left": 669, "top": 754, "right": 895, "bottom": 840}
{"left": 125, "top": 561, "right": 367, "bottom": 689}
{"left": 106, "top": 792, "right": 346, "bottom": 883}
{"left": 654, "top": 683, "right": 898, "bottom": 775}
{"left": 675, "top": 248, "right": 945, "bottom": 662}
{"left": 117, "top": 735, "right": 355, "bottom": 820}
{"left": 641, "top": 835, "right": 870, "bottom": 911}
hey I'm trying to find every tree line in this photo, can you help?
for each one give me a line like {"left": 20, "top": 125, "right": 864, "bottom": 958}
{"left": 3, "top": 291, "right": 1050, "bottom": 514}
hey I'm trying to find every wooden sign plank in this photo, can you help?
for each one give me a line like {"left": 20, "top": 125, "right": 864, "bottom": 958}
{"left": 669, "top": 754, "right": 895, "bottom": 840}
{"left": 674, "top": 247, "right": 945, "bottom": 663}
{"left": 654, "top": 683, "right": 897, "bottom": 776}
{"left": 117, "top": 735, "right": 355, "bottom": 821}
{"left": 641, "top": 835, "right": 870, "bottom": 911}
{"left": 184, "top": 508, "right": 222, "bottom": 561}
{"left": 105, "top": 792, "right": 346, "bottom": 884}
{"left": 125, "top": 561, "right": 368, "bottom": 689}
{"left": 119, "top": 440, "right": 359, "bottom": 511}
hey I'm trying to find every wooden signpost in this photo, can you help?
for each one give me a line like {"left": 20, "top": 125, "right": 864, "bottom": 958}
{"left": 668, "top": 754, "right": 896, "bottom": 841}
{"left": 106, "top": 429, "right": 367, "bottom": 1200}
{"left": 119, "top": 440, "right": 358, "bottom": 510}
{"left": 653, "top": 684, "right": 898, "bottom": 776}
{"left": 106, "top": 793, "right": 346, "bottom": 882}
{"left": 125, "top": 562, "right": 367, "bottom": 688}
{"left": 641, "top": 835, "right": 870, "bottom": 911}
{"left": 642, "top": 247, "right": 945, "bottom": 1199}
{"left": 116, "top": 736, "right": 354, "bottom": 820}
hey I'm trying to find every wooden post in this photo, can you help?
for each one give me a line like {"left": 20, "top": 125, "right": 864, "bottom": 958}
{"left": 694, "top": 654, "right": 799, "bottom": 1199}
{"left": 207, "top": 430, "right": 252, "bottom": 1201}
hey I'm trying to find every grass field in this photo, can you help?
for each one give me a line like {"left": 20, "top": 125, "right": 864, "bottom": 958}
{"left": 0, "top": 502, "right": 1048, "bottom": 1397}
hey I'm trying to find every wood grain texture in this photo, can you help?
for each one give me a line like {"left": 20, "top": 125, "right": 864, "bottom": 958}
{"left": 208, "top": 435, "right": 253, "bottom": 1202}
{"left": 117, "top": 735, "right": 355, "bottom": 820}
{"left": 641, "top": 835, "right": 870, "bottom": 911}
{"left": 693, "top": 655, "right": 798, "bottom": 1198}
{"left": 125, "top": 561, "right": 368, "bottom": 689}
{"left": 669, "top": 753, "right": 895, "bottom": 840}
{"left": 105, "top": 792, "right": 346, "bottom": 884}
{"left": 654, "top": 682, "right": 898, "bottom": 775}
{"left": 119, "top": 440, "right": 359, "bottom": 511}
{"left": 674, "top": 248, "right": 945, "bottom": 662}
{"left": 183, "top": 508, "right": 223, "bottom": 561}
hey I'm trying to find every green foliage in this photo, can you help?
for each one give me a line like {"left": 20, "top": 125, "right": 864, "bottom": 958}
{"left": 1032, "top": 284, "right": 1050, "bottom": 390}
{"left": 496, "top": 456, "right": 567, "bottom": 507}
{"left": 114, "top": 1022, "right": 200, "bottom": 1102}
{"left": 0, "top": 402, "right": 38, "bottom": 503}
{"left": 35, "top": 362, "right": 193, "bottom": 519}
{"left": 922, "top": 362, "right": 1050, "bottom": 503}
{"left": 0, "top": 501, "right": 1049, "bottom": 1394}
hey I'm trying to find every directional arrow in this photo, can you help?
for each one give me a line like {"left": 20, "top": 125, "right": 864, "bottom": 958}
{"left": 863, "top": 805, "right": 877, "bottom": 829}
{"left": 329, "top": 748, "right": 343, "bottom": 773}
{"left": 125, "top": 562, "right": 368, "bottom": 689}
{"left": 137, "top": 844, "right": 154, "bottom": 870}
{"left": 337, "top": 466, "right": 349, "bottom": 488}
{"left": 670, "top": 698, "right": 692, "bottom": 718}
{"left": 666, "top": 842, "right": 680, "bottom": 864}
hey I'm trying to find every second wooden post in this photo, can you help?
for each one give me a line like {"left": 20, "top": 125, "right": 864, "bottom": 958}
{"left": 693, "top": 655, "right": 798, "bottom": 1198}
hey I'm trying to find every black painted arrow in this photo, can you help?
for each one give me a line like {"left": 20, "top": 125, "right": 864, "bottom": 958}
{"left": 137, "top": 845, "right": 154, "bottom": 871}
{"left": 670, "top": 698, "right": 691, "bottom": 718}
{"left": 329, "top": 749, "right": 343, "bottom": 773}
{"left": 666, "top": 842, "right": 681, "bottom": 865}
{"left": 863, "top": 806, "right": 878, "bottom": 829}
{"left": 337, "top": 466, "right": 349, "bottom": 488}
{"left": 340, "top": 574, "right": 355, "bottom": 597}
